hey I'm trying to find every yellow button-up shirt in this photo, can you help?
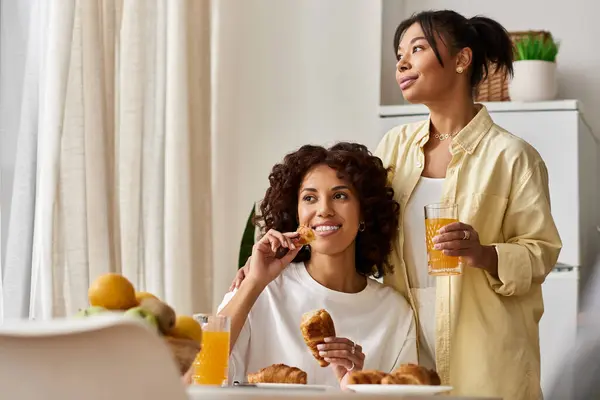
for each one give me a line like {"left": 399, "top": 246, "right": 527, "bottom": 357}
{"left": 375, "top": 105, "right": 562, "bottom": 400}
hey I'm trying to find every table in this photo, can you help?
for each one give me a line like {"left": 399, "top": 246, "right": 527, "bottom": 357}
{"left": 187, "top": 386, "right": 502, "bottom": 400}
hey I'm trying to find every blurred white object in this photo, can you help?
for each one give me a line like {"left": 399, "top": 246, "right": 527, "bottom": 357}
{"left": 548, "top": 257, "right": 600, "bottom": 399}
{"left": 539, "top": 265, "right": 579, "bottom": 396}
{"left": 0, "top": 316, "right": 187, "bottom": 400}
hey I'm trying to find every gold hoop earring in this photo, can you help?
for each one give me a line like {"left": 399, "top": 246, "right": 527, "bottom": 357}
{"left": 456, "top": 66, "right": 464, "bottom": 74}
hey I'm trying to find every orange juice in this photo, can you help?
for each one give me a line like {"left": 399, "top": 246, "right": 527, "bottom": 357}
{"left": 192, "top": 330, "right": 230, "bottom": 385}
{"left": 425, "top": 217, "right": 462, "bottom": 276}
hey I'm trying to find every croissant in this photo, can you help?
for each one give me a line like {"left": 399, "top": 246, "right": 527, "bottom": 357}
{"left": 389, "top": 363, "right": 441, "bottom": 386}
{"left": 381, "top": 373, "right": 422, "bottom": 385}
{"left": 347, "top": 370, "right": 388, "bottom": 384}
{"left": 347, "top": 364, "right": 442, "bottom": 386}
{"left": 296, "top": 225, "right": 316, "bottom": 245}
{"left": 300, "top": 309, "right": 336, "bottom": 367}
{"left": 247, "top": 364, "right": 307, "bottom": 384}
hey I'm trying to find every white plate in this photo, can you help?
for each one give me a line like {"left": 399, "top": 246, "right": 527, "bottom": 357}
{"left": 255, "top": 383, "right": 332, "bottom": 391}
{"left": 347, "top": 384, "right": 452, "bottom": 395}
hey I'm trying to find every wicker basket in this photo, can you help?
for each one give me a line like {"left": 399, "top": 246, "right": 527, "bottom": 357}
{"left": 474, "top": 31, "right": 553, "bottom": 102}
{"left": 165, "top": 336, "right": 201, "bottom": 375}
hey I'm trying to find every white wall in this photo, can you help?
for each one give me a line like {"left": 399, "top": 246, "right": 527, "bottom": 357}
{"left": 380, "top": 0, "right": 405, "bottom": 106}
{"left": 211, "top": 0, "right": 383, "bottom": 307}
{"left": 399, "top": 0, "right": 600, "bottom": 135}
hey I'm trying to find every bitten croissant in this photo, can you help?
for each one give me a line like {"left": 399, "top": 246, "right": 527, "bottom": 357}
{"left": 247, "top": 364, "right": 307, "bottom": 384}
{"left": 296, "top": 225, "right": 316, "bottom": 245}
{"left": 300, "top": 309, "right": 336, "bottom": 367}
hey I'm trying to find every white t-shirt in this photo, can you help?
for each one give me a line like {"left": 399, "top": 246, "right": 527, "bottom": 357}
{"left": 218, "top": 262, "right": 417, "bottom": 387}
{"left": 402, "top": 176, "right": 444, "bottom": 369}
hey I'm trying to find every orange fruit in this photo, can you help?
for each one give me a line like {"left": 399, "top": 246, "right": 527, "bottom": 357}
{"left": 170, "top": 315, "right": 203, "bottom": 343}
{"left": 88, "top": 273, "right": 137, "bottom": 310}
{"left": 135, "top": 291, "right": 159, "bottom": 304}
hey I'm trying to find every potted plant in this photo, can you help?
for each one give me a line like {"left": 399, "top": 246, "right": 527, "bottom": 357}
{"left": 509, "top": 33, "right": 560, "bottom": 102}
{"left": 238, "top": 205, "right": 256, "bottom": 269}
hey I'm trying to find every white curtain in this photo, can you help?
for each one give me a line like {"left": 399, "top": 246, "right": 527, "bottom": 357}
{"left": 4, "top": 0, "right": 213, "bottom": 320}
{"left": 1, "top": 0, "right": 48, "bottom": 320}
{"left": 1, "top": 171, "right": 3, "bottom": 322}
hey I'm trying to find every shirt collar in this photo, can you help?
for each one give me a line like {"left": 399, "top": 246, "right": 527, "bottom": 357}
{"left": 415, "top": 104, "right": 494, "bottom": 154}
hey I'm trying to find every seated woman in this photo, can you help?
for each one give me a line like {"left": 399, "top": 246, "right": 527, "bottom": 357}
{"left": 218, "top": 142, "right": 417, "bottom": 388}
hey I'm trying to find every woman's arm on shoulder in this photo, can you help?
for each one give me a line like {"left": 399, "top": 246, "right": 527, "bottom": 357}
{"left": 488, "top": 160, "right": 562, "bottom": 296}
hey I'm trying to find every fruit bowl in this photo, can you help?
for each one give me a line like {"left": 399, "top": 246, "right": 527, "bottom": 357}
{"left": 84, "top": 273, "right": 204, "bottom": 378}
{"left": 165, "top": 336, "right": 201, "bottom": 375}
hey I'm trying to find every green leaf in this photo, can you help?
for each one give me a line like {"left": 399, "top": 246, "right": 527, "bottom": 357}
{"left": 513, "top": 33, "right": 559, "bottom": 62}
{"left": 238, "top": 206, "right": 256, "bottom": 269}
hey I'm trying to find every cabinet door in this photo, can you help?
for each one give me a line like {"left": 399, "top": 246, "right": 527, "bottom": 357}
{"left": 539, "top": 270, "right": 578, "bottom": 396}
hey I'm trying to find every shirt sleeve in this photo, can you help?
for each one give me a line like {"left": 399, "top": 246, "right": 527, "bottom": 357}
{"left": 390, "top": 310, "right": 418, "bottom": 370}
{"left": 218, "top": 290, "right": 252, "bottom": 383}
{"left": 487, "top": 161, "right": 563, "bottom": 296}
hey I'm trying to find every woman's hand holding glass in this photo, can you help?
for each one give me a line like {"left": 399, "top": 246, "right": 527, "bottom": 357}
{"left": 432, "top": 222, "right": 498, "bottom": 276}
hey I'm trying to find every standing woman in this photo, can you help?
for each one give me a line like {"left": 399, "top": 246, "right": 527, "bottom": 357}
{"left": 375, "top": 10, "right": 562, "bottom": 400}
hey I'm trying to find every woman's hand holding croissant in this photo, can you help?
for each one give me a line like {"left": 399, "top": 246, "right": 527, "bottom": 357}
{"left": 245, "top": 229, "right": 302, "bottom": 289}
{"left": 318, "top": 337, "right": 365, "bottom": 388}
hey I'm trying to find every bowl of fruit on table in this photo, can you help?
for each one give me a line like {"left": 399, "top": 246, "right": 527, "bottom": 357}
{"left": 77, "top": 273, "right": 203, "bottom": 375}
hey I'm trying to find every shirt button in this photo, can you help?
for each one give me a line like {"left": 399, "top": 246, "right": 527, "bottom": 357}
{"left": 416, "top": 162, "right": 422, "bottom": 168}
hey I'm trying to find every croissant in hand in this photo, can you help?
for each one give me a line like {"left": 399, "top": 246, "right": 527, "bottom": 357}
{"left": 300, "top": 309, "right": 336, "bottom": 367}
{"left": 247, "top": 363, "right": 307, "bottom": 384}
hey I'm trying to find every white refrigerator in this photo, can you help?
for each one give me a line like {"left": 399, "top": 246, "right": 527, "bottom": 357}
{"left": 379, "top": 100, "right": 600, "bottom": 395}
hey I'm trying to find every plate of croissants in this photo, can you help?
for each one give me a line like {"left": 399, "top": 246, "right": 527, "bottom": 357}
{"left": 244, "top": 363, "right": 331, "bottom": 391}
{"left": 346, "top": 364, "right": 452, "bottom": 395}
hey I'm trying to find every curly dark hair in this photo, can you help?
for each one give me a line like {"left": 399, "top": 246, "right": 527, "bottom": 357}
{"left": 255, "top": 142, "right": 400, "bottom": 278}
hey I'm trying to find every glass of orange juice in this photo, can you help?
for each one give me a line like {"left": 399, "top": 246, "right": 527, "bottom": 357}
{"left": 425, "top": 203, "right": 462, "bottom": 276}
{"left": 192, "top": 314, "right": 230, "bottom": 386}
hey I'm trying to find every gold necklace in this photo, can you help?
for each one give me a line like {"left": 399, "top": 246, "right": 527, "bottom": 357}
{"left": 433, "top": 132, "right": 452, "bottom": 141}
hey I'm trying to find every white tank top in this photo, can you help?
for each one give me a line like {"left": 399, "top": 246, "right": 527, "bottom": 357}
{"left": 402, "top": 176, "right": 444, "bottom": 369}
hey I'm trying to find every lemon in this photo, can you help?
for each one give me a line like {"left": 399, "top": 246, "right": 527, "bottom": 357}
{"left": 88, "top": 273, "right": 137, "bottom": 310}
{"left": 170, "top": 315, "right": 203, "bottom": 343}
